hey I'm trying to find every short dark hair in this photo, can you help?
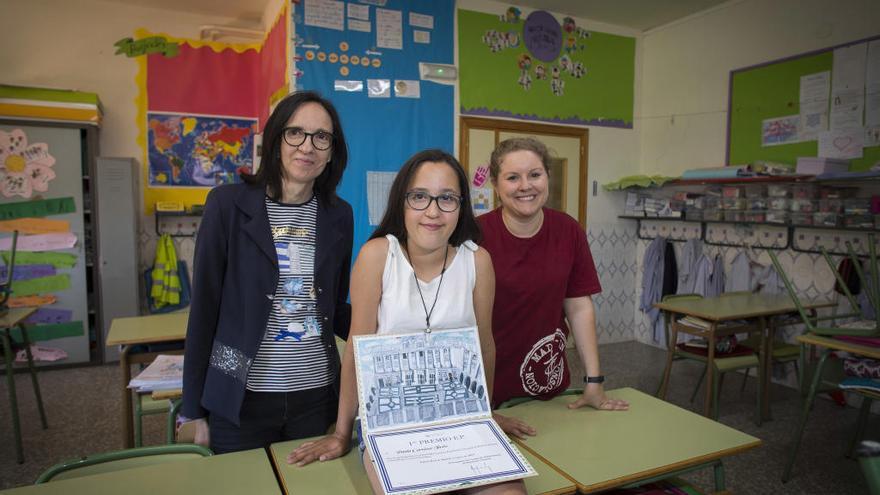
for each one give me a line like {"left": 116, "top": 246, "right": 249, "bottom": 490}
{"left": 489, "top": 137, "right": 551, "bottom": 181}
{"left": 241, "top": 91, "right": 348, "bottom": 205}
{"left": 371, "top": 149, "right": 481, "bottom": 247}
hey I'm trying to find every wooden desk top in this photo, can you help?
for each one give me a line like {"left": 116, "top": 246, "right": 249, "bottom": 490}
{"left": 106, "top": 312, "right": 189, "bottom": 346}
{"left": 505, "top": 388, "right": 761, "bottom": 493}
{"left": 270, "top": 435, "right": 576, "bottom": 495}
{"left": 654, "top": 293, "right": 835, "bottom": 322}
{"left": 1, "top": 448, "right": 280, "bottom": 495}
{"left": 0, "top": 307, "right": 36, "bottom": 327}
{"left": 797, "top": 333, "right": 880, "bottom": 360}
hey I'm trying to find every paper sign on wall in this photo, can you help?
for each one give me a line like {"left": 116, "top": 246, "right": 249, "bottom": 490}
{"left": 0, "top": 129, "right": 57, "bottom": 199}
{"left": 819, "top": 128, "right": 864, "bottom": 159}
{"left": 761, "top": 115, "right": 800, "bottom": 146}
{"left": 367, "top": 171, "right": 396, "bottom": 225}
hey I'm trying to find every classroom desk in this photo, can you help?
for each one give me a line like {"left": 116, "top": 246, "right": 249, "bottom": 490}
{"left": 783, "top": 333, "right": 880, "bottom": 481}
{"left": 0, "top": 448, "right": 280, "bottom": 495}
{"left": 504, "top": 387, "right": 761, "bottom": 494}
{"left": 106, "top": 312, "right": 189, "bottom": 448}
{"left": 270, "top": 434, "right": 577, "bottom": 495}
{"left": 654, "top": 293, "right": 835, "bottom": 419}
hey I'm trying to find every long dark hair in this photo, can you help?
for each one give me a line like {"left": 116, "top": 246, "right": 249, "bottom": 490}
{"left": 242, "top": 91, "right": 348, "bottom": 205}
{"left": 371, "top": 149, "right": 481, "bottom": 247}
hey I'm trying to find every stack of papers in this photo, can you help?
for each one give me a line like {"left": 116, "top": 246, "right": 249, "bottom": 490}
{"left": 677, "top": 316, "right": 745, "bottom": 329}
{"left": 678, "top": 316, "right": 712, "bottom": 329}
{"left": 128, "top": 354, "right": 183, "bottom": 392}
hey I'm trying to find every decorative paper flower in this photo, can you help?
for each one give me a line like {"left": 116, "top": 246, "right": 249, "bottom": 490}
{"left": 0, "top": 129, "right": 57, "bottom": 198}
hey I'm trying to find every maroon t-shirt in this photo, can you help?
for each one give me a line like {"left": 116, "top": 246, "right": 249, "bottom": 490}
{"left": 478, "top": 208, "right": 601, "bottom": 407}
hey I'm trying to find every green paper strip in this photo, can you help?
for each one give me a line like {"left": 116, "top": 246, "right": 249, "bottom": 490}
{"left": 0, "top": 197, "right": 76, "bottom": 220}
{"left": 2, "top": 251, "right": 78, "bottom": 268}
{"left": 114, "top": 37, "right": 180, "bottom": 58}
{"left": 10, "top": 321, "right": 84, "bottom": 343}
{"left": 11, "top": 274, "right": 70, "bottom": 297}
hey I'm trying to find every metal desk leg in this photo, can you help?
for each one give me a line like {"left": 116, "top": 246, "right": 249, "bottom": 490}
{"left": 782, "top": 347, "right": 831, "bottom": 482}
{"left": 761, "top": 316, "right": 771, "bottom": 423}
{"left": 658, "top": 316, "right": 678, "bottom": 399}
{"left": 120, "top": 345, "right": 134, "bottom": 448}
{"left": 704, "top": 324, "right": 716, "bottom": 417}
{"left": 19, "top": 323, "right": 47, "bottom": 429}
{"left": 713, "top": 460, "right": 726, "bottom": 492}
{"left": 2, "top": 328, "right": 24, "bottom": 463}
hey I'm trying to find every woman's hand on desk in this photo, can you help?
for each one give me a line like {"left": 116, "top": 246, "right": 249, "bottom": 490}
{"left": 286, "top": 431, "right": 351, "bottom": 466}
{"left": 568, "top": 384, "right": 629, "bottom": 411}
{"left": 493, "top": 412, "right": 536, "bottom": 440}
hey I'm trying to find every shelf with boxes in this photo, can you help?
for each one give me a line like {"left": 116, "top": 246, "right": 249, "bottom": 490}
{"left": 620, "top": 177, "right": 880, "bottom": 255}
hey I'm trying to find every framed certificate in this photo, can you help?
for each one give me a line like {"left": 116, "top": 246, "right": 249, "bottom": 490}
{"left": 353, "top": 327, "right": 536, "bottom": 495}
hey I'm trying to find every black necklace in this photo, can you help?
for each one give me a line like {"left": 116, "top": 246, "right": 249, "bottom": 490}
{"left": 411, "top": 245, "right": 449, "bottom": 334}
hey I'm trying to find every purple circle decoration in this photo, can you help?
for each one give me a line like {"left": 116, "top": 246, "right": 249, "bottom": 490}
{"left": 523, "top": 11, "right": 562, "bottom": 62}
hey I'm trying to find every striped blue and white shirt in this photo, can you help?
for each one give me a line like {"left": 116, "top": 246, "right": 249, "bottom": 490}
{"left": 246, "top": 195, "right": 333, "bottom": 392}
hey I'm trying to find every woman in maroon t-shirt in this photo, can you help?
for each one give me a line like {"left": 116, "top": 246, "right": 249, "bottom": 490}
{"left": 478, "top": 137, "right": 629, "bottom": 439}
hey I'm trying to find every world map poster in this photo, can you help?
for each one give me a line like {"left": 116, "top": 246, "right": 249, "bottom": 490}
{"left": 147, "top": 112, "right": 258, "bottom": 187}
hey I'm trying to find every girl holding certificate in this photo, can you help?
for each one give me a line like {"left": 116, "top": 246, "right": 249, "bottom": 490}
{"left": 480, "top": 137, "right": 628, "bottom": 440}
{"left": 288, "top": 149, "right": 525, "bottom": 495}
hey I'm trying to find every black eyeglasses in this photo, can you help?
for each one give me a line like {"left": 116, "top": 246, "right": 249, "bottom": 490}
{"left": 282, "top": 127, "right": 334, "bottom": 150}
{"left": 405, "top": 191, "right": 462, "bottom": 213}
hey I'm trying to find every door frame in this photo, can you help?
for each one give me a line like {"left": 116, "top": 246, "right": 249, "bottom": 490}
{"left": 459, "top": 116, "right": 589, "bottom": 227}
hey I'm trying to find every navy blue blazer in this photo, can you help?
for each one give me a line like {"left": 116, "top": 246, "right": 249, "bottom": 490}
{"left": 182, "top": 182, "right": 353, "bottom": 424}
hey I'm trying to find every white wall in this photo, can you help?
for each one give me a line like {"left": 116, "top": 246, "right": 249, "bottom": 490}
{"left": 638, "top": 0, "right": 880, "bottom": 174}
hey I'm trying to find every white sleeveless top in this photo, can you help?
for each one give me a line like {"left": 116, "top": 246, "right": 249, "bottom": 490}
{"left": 377, "top": 235, "right": 477, "bottom": 335}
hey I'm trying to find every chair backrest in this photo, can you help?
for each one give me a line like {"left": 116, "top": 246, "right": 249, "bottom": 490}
{"left": 36, "top": 444, "right": 213, "bottom": 483}
{"left": 768, "top": 250, "right": 878, "bottom": 337}
{"left": 719, "top": 291, "right": 752, "bottom": 297}
{"left": 767, "top": 250, "right": 821, "bottom": 333}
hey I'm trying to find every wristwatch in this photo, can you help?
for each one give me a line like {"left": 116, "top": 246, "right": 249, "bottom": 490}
{"left": 584, "top": 375, "right": 605, "bottom": 384}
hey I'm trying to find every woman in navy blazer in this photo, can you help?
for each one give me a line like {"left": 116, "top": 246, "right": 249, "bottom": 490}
{"left": 181, "top": 91, "right": 353, "bottom": 453}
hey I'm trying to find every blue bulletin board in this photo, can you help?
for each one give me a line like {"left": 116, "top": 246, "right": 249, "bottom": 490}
{"left": 293, "top": 0, "right": 455, "bottom": 255}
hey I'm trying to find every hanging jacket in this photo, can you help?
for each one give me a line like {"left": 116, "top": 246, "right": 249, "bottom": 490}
{"left": 151, "top": 233, "right": 181, "bottom": 308}
{"left": 640, "top": 236, "right": 667, "bottom": 344}
{"left": 677, "top": 239, "right": 703, "bottom": 294}
{"left": 661, "top": 242, "right": 678, "bottom": 297}
{"left": 691, "top": 253, "right": 725, "bottom": 298}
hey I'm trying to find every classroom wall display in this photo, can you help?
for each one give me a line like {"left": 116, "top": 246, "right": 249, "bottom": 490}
{"left": 292, "top": 0, "right": 455, "bottom": 253}
{"left": 146, "top": 113, "right": 257, "bottom": 187}
{"left": 458, "top": 8, "right": 635, "bottom": 128}
{"left": 136, "top": 3, "right": 289, "bottom": 213}
{"left": 0, "top": 123, "right": 91, "bottom": 364}
{"left": 0, "top": 128, "right": 57, "bottom": 198}
{"left": 728, "top": 35, "right": 880, "bottom": 170}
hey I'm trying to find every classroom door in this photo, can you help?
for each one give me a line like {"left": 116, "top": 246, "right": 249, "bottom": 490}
{"left": 459, "top": 117, "right": 588, "bottom": 227}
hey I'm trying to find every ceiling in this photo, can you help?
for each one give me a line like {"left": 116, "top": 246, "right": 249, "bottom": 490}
{"left": 104, "top": 0, "right": 732, "bottom": 32}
